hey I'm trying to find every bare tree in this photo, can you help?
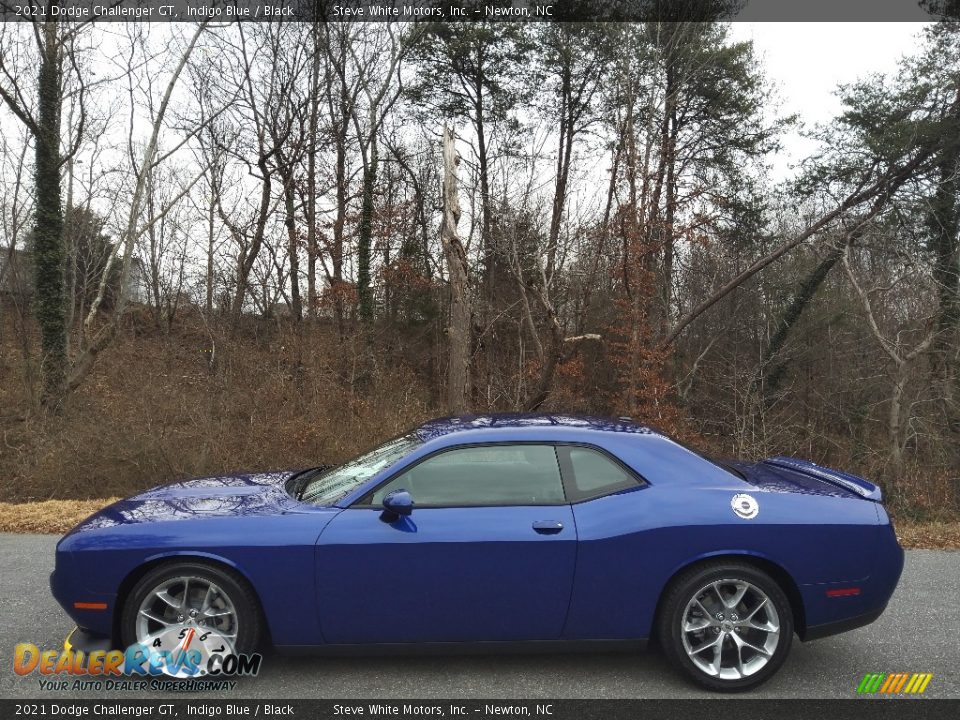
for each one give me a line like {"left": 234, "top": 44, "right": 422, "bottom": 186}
{"left": 69, "top": 22, "right": 209, "bottom": 392}
{"left": 441, "top": 127, "right": 470, "bottom": 413}
{"left": 842, "top": 245, "right": 937, "bottom": 474}
{"left": 0, "top": 15, "right": 88, "bottom": 404}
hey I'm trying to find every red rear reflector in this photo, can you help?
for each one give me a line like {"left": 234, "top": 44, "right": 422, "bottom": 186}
{"left": 825, "top": 588, "right": 861, "bottom": 598}
{"left": 73, "top": 602, "right": 108, "bottom": 610}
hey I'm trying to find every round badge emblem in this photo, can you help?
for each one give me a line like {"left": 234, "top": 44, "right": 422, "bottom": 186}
{"left": 731, "top": 493, "right": 759, "bottom": 520}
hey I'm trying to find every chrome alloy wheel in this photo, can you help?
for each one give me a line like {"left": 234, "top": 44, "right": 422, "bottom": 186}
{"left": 135, "top": 575, "right": 238, "bottom": 645}
{"left": 680, "top": 578, "right": 780, "bottom": 680}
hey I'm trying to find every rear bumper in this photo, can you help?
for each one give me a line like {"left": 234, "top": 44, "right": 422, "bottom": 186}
{"left": 802, "top": 605, "right": 886, "bottom": 641}
{"left": 798, "top": 522, "right": 903, "bottom": 640}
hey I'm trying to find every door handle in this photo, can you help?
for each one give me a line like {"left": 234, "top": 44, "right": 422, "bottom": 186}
{"left": 532, "top": 520, "right": 564, "bottom": 534}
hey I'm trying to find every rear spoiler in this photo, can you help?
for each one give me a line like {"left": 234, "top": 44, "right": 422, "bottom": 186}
{"left": 762, "top": 456, "right": 883, "bottom": 502}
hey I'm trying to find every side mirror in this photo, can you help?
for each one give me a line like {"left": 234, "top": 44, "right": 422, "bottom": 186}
{"left": 382, "top": 489, "right": 414, "bottom": 518}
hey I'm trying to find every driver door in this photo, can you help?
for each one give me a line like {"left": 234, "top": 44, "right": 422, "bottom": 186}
{"left": 314, "top": 444, "right": 577, "bottom": 644}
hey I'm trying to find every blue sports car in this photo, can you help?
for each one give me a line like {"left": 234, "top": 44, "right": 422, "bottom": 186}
{"left": 51, "top": 414, "right": 903, "bottom": 691}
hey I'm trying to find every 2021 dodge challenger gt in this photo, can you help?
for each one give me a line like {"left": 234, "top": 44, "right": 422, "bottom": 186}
{"left": 51, "top": 414, "right": 904, "bottom": 691}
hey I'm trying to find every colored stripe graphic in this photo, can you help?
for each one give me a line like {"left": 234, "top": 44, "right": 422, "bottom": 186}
{"left": 879, "top": 674, "right": 898, "bottom": 693}
{"left": 913, "top": 674, "right": 933, "bottom": 694}
{"left": 857, "top": 673, "right": 886, "bottom": 693}
{"left": 857, "top": 672, "right": 932, "bottom": 695}
{"left": 887, "top": 673, "right": 906, "bottom": 693}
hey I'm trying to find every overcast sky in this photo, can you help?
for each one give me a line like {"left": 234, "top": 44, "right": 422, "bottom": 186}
{"left": 729, "top": 22, "right": 929, "bottom": 179}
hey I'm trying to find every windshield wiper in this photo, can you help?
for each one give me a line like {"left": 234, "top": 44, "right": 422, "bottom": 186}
{"left": 292, "top": 465, "right": 333, "bottom": 501}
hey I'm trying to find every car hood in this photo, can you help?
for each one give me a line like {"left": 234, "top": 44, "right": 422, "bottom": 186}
{"left": 65, "top": 470, "right": 302, "bottom": 535}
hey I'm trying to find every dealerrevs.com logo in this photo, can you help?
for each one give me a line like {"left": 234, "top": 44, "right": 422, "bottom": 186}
{"left": 13, "top": 628, "right": 262, "bottom": 692}
{"left": 857, "top": 672, "right": 934, "bottom": 696}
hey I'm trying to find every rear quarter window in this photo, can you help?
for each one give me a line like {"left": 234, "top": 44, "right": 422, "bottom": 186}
{"left": 560, "top": 446, "right": 642, "bottom": 502}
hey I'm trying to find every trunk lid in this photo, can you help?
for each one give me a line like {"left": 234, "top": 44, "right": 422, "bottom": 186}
{"left": 735, "top": 456, "right": 883, "bottom": 502}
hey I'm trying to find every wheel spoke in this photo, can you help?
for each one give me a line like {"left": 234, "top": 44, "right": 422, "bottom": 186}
{"left": 745, "top": 597, "right": 768, "bottom": 619}
{"left": 746, "top": 617, "right": 779, "bottom": 633}
{"left": 709, "top": 636, "right": 723, "bottom": 675}
{"left": 200, "top": 583, "right": 214, "bottom": 614}
{"left": 725, "top": 581, "right": 749, "bottom": 609}
{"left": 203, "top": 608, "right": 232, "bottom": 618}
{"left": 683, "top": 616, "right": 713, "bottom": 632}
{"left": 689, "top": 633, "right": 722, "bottom": 656}
{"left": 710, "top": 582, "right": 725, "bottom": 606}
{"left": 181, "top": 578, "right": 190, "bottom": 609}
{"left": 139, "top": 609, "right": 171, "bottom": 626}
{"left": 731, "top": 631, "right": 772, "bottom": 657}
{"left": 154, "top": 589, "right": 180, "bottom": 610}
{"left": 695, "top": 597, "right": 713, "bottom": 619}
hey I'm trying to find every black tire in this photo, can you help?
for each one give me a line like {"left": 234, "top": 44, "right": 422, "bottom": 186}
{"left": 120, "top": 561, "right": 263, "bottom": 655}
{"left": 657, "top": 561, "right": 794, "bottom": 692}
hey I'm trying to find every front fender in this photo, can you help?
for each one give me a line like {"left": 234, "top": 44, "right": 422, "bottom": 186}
{"left": 52, "top": 509, "right": 339, "bottom": 647}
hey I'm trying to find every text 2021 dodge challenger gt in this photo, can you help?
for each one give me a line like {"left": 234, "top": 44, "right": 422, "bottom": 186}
{"left": 51, "top": 414, "right": 904, "bottom": 691}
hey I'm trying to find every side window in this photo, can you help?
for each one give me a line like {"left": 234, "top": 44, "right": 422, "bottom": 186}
{"left": 562, "top": 446, "right": 641, "bottom": 502}
{"left": 366, "top": 445, "right": 565, "bottom": 507}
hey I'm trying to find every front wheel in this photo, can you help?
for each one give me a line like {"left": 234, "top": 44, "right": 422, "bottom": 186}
{"left": 657, "top": 562, "right": 794, "bottom": 692}
{"left": 120, "top": 562, "right": 262, "bottom": 662}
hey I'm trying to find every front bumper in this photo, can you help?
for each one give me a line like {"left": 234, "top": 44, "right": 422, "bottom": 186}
{"left": 50, "top": 568, "right": 116, "bottom": 638}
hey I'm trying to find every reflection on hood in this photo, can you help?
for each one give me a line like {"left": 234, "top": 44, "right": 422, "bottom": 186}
{"left": 68, "top": 470, "right": 297, "bottom": 533}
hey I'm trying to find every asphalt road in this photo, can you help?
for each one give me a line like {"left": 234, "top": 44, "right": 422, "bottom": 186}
{"left": 0, "top": 534, "right": 957, "bottom": 700}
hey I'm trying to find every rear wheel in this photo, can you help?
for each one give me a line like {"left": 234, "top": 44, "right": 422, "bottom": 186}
{"left": 120, "top": 562, "right": 262, "bottom": 657}
{"left": 657, "top": 562, "right": 794, "bottom": 692}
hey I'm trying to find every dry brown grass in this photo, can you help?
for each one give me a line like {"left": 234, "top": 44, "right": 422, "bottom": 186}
{"left": 894, "top": 521, "right": 960, "bottom": 550}
{"left": 0, "top": 498, "right": 119, "bottom": 534}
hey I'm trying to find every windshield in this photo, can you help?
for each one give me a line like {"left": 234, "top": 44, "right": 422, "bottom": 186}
{"left": 299, "top": 433, "right": 421, "bottom": 505}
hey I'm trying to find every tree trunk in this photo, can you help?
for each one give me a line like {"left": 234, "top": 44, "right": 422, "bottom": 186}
{"left": 441, "top": 127, "right": 471, "bottom": 414}
{"left": 306, "top": 25, "right": 321, "bottom": 319}
{"left": 282, "top": 170, "right": 303, "bottom": 322}
{"left": 206, "top": 177, "right": 215, "bottom": 316}
{"left": 33, "top": 20, "right": 67, "bottom": 405}
{"left": 471, "top": 55, "right": 495, "bottom": 308}
{"left": 332, "top": 117, "right": 348, "bottom": 336}
{"left": 525, "top": 298, "right": 564, "bottom": 412}
{"left": 231, "top": 155, "right": 272, "bottom": 326}
{"left": 761, "top": 236, "right": 851, "bottom": 397}
{"left": 889, "top": 362, "right": 908, "bottom": 477}
{"left": 357, "top": 138, "right": 377, "bottom": 323}
{"left": 146, "top": 171, "right": 164, "bottom": 330}
{"left": 660, "top": 64, "right": 678, "bottom": 337}
{"left": 577, "top": 137, "right": 622, "bottom": 333}
{"left": 546, "top": 64, "right": 575, "bottom": 284}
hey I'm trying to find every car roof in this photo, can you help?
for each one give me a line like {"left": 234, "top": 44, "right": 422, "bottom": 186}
{"left": 414, "top": 413, "right": 662, "bottom": 443}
